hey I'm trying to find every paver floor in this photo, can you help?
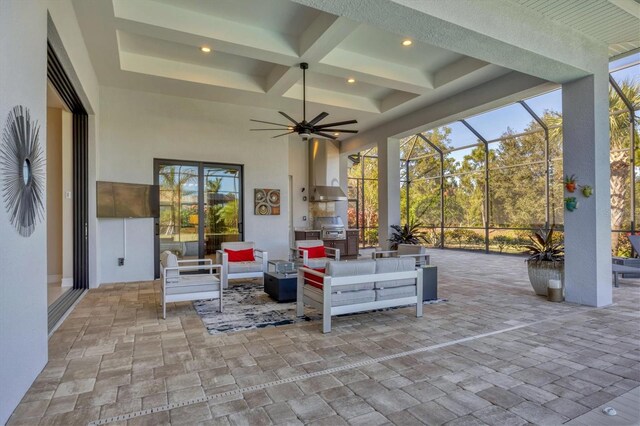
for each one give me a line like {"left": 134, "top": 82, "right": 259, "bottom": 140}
{"left": 8, "top": 250, "right": 640, "bottom": 425}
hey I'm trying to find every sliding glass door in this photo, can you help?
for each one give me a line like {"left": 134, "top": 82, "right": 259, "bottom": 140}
{"left": 154, "top": 160, "right": 243, "bottom": 278}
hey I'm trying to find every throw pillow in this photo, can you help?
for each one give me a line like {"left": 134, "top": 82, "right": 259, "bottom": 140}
{"left": 224, "top": 248, "right": 255, "bottom": 262}
{"left": 300, "top": 245, "right": 326, "bottom": 259}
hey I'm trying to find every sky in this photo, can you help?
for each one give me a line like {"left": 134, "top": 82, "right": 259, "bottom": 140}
{"left": 437, "top": 56, "right": 640, "bottom": 165}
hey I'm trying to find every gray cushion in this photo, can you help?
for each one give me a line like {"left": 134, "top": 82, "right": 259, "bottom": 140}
{"left": 326, "top": 260, "right": 376, "bottom": 292}
{"left": 303, "top": 258, "right": 330, "bottom": 269}
{"left": 228, "top": 261, "right": 263, "bottom": 274}
{"left": 222, "top": 241, "right": 255, "bottom": 251}
{"left": 160, "top": 251, "right": 179, "bottom": 279}
{"left": 165, "top": 275, "right": 220, "bottom": 295}
{"left": 295, "top": 240, "right": 324, "bottom": 249}
{"left": 374, "top": 258, "right": 416, "bottom": 289}
{"left": 375, "top": 285, "right": 416, "bottom": 301}
{"left": 305, "top": 286, "right": 375, "bottom": 307}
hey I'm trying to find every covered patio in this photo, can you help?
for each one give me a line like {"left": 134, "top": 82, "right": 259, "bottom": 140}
{"left": 10, "top": 251, "right": 639, "bottom": 425}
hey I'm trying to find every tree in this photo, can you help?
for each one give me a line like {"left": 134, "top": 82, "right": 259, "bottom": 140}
{"left": 159, "top": 165, "right": 195, "bottom": 236}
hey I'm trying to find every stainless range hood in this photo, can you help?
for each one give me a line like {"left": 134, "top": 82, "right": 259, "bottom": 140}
{"left": 309, "top": 138, "right": 347, "bottom": 202}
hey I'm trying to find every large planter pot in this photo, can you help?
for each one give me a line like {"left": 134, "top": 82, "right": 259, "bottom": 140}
{"left": 527, "top": 261, "right": 564, "bottom": 296}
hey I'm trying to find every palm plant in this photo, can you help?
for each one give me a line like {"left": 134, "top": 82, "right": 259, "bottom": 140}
{"left": 388, "top": 222, "right": 428, "bottom": 249}
{"left": 523, "top": 227, "right": 564, "bottom": 263}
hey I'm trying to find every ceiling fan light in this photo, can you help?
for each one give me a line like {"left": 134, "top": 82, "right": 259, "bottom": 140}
{"left": 333, "top": 132, "right": 340, "bottom": 136}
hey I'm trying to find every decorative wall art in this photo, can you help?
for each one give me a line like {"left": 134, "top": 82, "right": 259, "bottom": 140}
{"left": 0, "top": 106, "right": 45, "bottom": 237}
{"left": 254, "top": 188, "right": 280, "bottom": 215}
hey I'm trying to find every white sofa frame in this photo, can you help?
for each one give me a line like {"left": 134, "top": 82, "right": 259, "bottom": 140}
{"left": 216, "top": 247, "right": 268, "bottom": 284}
{"left": 160, "top": 258, "right": 224, "bottom": 319}
{"left": 296, "top": 266, "right": 423, "bottom": 333}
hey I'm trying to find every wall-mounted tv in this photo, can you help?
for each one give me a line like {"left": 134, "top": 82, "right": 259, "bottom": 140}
{"left": 97, "top": 181, "right": 159, "bottom": 218}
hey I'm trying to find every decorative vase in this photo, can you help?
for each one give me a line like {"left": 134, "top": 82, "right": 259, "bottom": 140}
{"left": 565, "top": 198, "right": 578, "bottom": 211}
{"left": 565, "top": 183, "right": 576, "bottom": 193}
{"left": 527, "top": 261, "right": 564, "bottom": 296}
{"left": 581, "top": 186, "right": 593, "bottom": 197}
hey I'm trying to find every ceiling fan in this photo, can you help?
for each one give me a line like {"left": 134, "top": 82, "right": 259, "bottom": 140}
{"left": 250, "top": 62, "right": 358, "bottom": 140}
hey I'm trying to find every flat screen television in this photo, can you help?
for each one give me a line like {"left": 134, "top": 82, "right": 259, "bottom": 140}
{"left": 97, "top": 181, "right": 159, "bottom": 218}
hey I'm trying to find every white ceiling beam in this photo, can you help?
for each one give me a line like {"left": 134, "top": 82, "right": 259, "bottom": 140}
{"left": 283, "top": 83, "right": 380, "bottom": 113}
{"left": 609, "top": 0, "right": 640, "bottom": 19}
{"left": 266, "top": 15, "right": 358, "bottom": 96}
{"left": 119, "top": 51, "right": 266, "bottom": 93}
{"left": 291, "top": 0, "right": 606, "bottom": 83}
{"left": 434, "top": 57, "right": 492, "bottom": 88}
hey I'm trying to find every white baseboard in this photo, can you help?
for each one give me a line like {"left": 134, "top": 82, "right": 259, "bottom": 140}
{"left": 47, "top": 274, "right": 62, "bottom": 284}
{"left": 61, "top": 277, "right": 73, "bottom": 287}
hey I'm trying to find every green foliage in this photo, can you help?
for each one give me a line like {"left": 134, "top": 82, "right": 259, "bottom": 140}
{"left": 564, "top": 174, "right": 576, "bottom": 184}
{"left": 523, "top": 227, "right": 564, "bottom": 263}
{"left": 445, "top": 229, "right": 484, "bottom": 248}
{"left": 388, "top": 222, "right": 428, "bottom": 249}
{"left": 490, "top": 235, "right": 512, "bottom": 253}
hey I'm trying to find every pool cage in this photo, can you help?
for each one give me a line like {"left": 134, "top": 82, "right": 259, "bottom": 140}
{"left": 348, "top": 60, "right": 639, "bottom": 254}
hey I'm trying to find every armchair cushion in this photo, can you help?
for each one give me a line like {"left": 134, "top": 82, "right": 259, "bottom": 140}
{"left": 228, "top": 261, "right": 263, "bottom": 274}
{"left": 374, "top": 258, "right": 416, "bottom": 289}
{"left": 296, "top": 240, "right": 324, "bottom": 249}
{"left": 224, "top": 248, "right": 255, "bottom": 262}
{"left": 305, "top": 258, "right": 330, "bottom": 269}
{"left": 305, "top": 287, "right": 375, "bottom": 307}
{"left": 375, "top": 285, "right": 416, "bottom": 301}
{"left": 160, "top": 251, "right": 179, "bottom": 279}
{"left": 221, "top": 241, "right": 255, "bottom": 251}
{"left": 165, "top": 275, "right": 220, "bottom": 295}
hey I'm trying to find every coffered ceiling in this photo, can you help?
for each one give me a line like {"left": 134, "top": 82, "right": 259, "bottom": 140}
{"left": 72, "top": 0, "right": 515, "bottom": 138}
{"left": 71, "top": 0, "right": 637, "bottom": 140}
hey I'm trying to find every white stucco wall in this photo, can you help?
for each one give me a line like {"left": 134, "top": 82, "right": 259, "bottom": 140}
{"left": 0, "top": 1, "right": 49, "bottom": 424}
{"left": 97, "top": 87, "right": 295, "bottom": 284}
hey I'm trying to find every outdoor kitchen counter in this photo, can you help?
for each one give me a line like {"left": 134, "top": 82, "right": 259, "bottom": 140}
{"left": 294, "top": 229, "right": 359, "bottom": 259}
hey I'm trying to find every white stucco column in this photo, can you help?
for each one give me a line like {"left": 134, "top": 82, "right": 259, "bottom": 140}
{"left": 378, "top": 138, "right": 401, "bottom": 250}
{"left": 336, "top": 153, "right": 349, "bottom": 227}
{"left": 562, "top": 69, "right": 612, "bottom": 307}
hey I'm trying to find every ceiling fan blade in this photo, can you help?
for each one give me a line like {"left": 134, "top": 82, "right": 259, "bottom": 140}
{"left": 272, "top": 131, "right": 295, "bottom": 138}
{"left": 312, "top": 131, "right": 337, "bottom": 140}
{"left": 250, "top": 128, "right": 295, "bottom": 131}
{"left": 278, "top": 111, "right": 300, "bottom": 126}
{"left": 317, "top": 129, "right": 358, "bottom": 133}
{"left": 315, "top": 119, "right": 358, "bottom": 128}
{"left": 250, "top": 119, "right": 290, "bottom": 127}
{"left": 307, "top": 112, "right": 329, "bottom": 126}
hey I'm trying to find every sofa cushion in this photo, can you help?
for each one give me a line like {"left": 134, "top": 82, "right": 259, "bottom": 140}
{"left": 304, "top": 258, "right": 330, "bottom": 269}
{"left": 374, "top": 258, "right": 416, "bottom": 289}
{"left": 375, "top": 285, "right": 416, "bottom": 301}
{"left": 228, "top": 261, "right": 263, "bottom": 274}
{"left": 225, "top": 248, "right": 255, "bottom": 262}
{"left": 305, "top": 286, "right": 375, "bottom": 307}
{"left": 325, "top": 260, "right": 376, "bottom": 292}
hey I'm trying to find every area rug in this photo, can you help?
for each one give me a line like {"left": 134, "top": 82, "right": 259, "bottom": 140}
{"left": 193, "top": 281, "right": 447, "bottom": 335}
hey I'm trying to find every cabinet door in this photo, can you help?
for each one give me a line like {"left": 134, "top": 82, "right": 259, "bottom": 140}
{"left": 308, "top": 232, "right": 321, "bottom": 240}
{"left": 346, "top": 231, "right": 359, "bottom": 256}
{"left": 333, "top": 240, "right": 347, "bottom": 255}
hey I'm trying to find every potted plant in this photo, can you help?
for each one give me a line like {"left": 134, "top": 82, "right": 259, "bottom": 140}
{"left": 564, "top": 174, "right": 577, "bottom": 192}
{"left": 523, "top": 227, "right": 564, "bottom": 296}
{"left": 388, "top": 222, "right": 427, "bottom": 250}
{"left": 565, "top": 197, "right": 578, "bottom": 211}
{"left": 581, "top": 185, "right": 593, "bottom": 197}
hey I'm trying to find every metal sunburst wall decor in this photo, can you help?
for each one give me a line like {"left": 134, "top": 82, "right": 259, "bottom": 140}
{"left": 0, "top": 105, "right": 45, "bottom": 237}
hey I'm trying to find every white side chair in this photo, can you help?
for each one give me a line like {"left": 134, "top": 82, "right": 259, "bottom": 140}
{"left": 292, "top": 240, "right": 340, "bottom": 269}
{"left": 216, "top": 241, "right": 268, "bottom": 287}
{"left": 372, "top": 244, "right": 430, "bottom": 267}
{"left": 159, "top": 251, "right": 223, "bottom": 319}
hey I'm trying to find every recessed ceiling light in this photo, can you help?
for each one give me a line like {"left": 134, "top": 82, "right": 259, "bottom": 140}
{"left": 333, "top": 132, "right": 340, "bottom": 136}
{"left": 287, "top": 126, "right": 294, "bottom": 130}
{"left": 347, "top": 78, "right": 356, "bottom": 84}
{"left": 402, "top": 39, "right": 413, "bottom": 46}
{"left": 200, "top": 46, "right": 211, "bottom": 53}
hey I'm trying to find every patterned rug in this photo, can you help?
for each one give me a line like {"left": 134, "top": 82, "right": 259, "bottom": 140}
{"left": 193, "top": 281, "right": 446, "bottom": 335}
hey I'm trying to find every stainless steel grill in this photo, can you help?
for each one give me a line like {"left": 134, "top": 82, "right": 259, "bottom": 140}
{"left": 314, "top": 216, "right": 346, "bottom": 240}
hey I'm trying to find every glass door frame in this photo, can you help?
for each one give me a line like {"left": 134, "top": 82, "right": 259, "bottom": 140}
{"left": 153, "top": 158, "right": 244, "bottom": 279}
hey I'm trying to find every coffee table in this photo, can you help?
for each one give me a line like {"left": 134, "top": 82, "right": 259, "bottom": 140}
{"left": 264, "top": 271, "right": 297, "bottom": 302}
